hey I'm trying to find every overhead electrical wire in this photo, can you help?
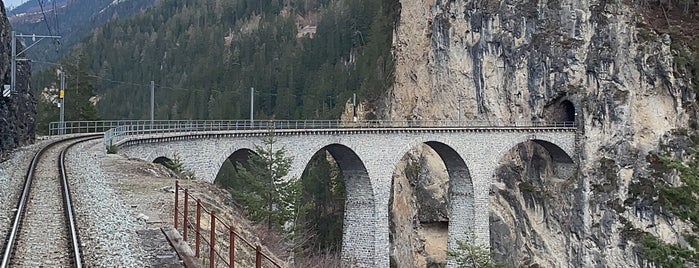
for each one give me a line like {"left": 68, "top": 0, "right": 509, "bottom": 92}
{"left": 86, "top": 74, "right": 339, "bottom": 100}
{"left": 52, "top": 0, "right": 60, "bottom": 36}
{"left": 32, "top": 62, "right": 340, "bottom": 100}
{"left": 37, "top": 0, "right": 53, "bottom": 36}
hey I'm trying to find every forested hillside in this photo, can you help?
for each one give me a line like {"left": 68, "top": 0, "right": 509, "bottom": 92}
{"left": 34, "top": 0, "right": 399, "bottom": 122}
{"left": 10, "top": 0, "right": 155, "bottom": 70}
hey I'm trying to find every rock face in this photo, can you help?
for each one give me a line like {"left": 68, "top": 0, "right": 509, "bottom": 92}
{"left": 390, "top": 145, "right": 450, "bottom": 268}
{"left": 0, "top": 2, "right": 34, "bottom": 155}
{"left": 383, "top": 0, "right": 697, "bottom": 267}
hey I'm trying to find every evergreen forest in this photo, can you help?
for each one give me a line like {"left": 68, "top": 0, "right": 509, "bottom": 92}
{"left": 32, "top": 0, "right": 400, "bottom": 124}
{"left": 26, "top": 0, "right": 400, "bottom": 262}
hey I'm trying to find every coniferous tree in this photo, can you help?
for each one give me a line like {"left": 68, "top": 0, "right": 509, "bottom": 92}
{"left": 62, "top": 53, "right": 100, "bottom": 122}
{"left": 34, "top": 50, "right": 100, "bottom": 133}
{"left": 230, "top": 128, "right": 297, "bottom": 231}
{"left": 294, "top": 150, "right": 345, "bottom": 258}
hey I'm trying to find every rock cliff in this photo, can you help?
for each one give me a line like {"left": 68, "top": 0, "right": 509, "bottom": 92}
{"left": 383, "top": 0, "right": 699, "bottom": 267}
{"left": 0, "top": 2, "right": 34, "bottom": 155}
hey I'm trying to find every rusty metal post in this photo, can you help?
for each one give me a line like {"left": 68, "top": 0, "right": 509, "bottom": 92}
{"left": 183, "top": 189, "right": 189, "bottom": 241}
{"left": 174, "top": 180, "right": 179, "bottom": 229}
{"left": 255, "top": 245, "right": 262, "bottom": 268}
{"left": 234, "top": 226, "right": 235, "bottom": 268}
{"left": 210, "top": 211, "right": 216, "bottom": 268}
{"left": 196, "top": 198, "right": 201, "bottom": 258}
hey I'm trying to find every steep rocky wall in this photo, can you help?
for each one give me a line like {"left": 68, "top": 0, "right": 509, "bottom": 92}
{"left": 390, "top": 144, "right": 449, "bottom": 267}
{"left": 0, "top": 1, "right": 34, "bottom": 155}
{"left": 385, "top": 0, "right": 696, "bottom": 267}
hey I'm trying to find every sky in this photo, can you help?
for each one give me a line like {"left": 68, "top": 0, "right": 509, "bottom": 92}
{"left": 3, "top": 0, "right": 29, "bottom": 10}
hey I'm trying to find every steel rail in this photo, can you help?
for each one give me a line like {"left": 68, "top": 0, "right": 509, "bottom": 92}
{"left": 59, "top": 136, "right": 101, "bottom": 268}
{"left": 1, "top": 134, "right": 101, "bottom": 268}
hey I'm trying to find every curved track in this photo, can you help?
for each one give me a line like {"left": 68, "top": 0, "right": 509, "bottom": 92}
{"left": 1, "top": 135, "right": 101, "bottom": 268}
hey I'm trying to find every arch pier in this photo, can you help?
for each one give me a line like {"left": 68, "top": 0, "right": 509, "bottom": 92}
{"left": 117, "top": 128, "right": 577, "bottom": 267}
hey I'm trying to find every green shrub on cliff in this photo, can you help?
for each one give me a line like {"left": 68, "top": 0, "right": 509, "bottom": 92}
{"left": 447, "top": 233, "right": 507, "bottom": 268}
{"left": 637, "top": 136, "right": 699, "bottom": 267}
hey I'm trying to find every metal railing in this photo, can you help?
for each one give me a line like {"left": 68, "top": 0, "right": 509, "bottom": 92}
{"left": 47, "top": 120, "right": 576, "bottom": 150}
{"left": 175, "top": 181, "right": 283, "bottom": 268}
{"left": 48, "top": 120, "right": 145, "bottom": 135}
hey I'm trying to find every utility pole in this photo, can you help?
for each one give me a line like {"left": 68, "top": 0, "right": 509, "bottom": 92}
{"left": 353, "top": 93, "right": 357, "bottom": 122}
{"left": 457, "top": 96, "right": 463, "bottom": 125}
{"left": 10, "top": 31, "right": 16, "bottom": 95}
{"left": 59, "top": 70, "right": 65, "bottom": 135}
{"left": 150, "top": 81, "right": 155, "bottom": 128}
{"left": 11, "top": 31, "right": 61, "bottom": 95}
{"left": 250, "top": 87, "right": 254, "bottom": 128}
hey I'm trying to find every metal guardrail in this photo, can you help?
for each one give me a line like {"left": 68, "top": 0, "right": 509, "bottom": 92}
{"left": 48, "top": 120, "right": 142, "bottom": 136}
{"left": 48, "top": 120, "right": 577, "bottom": 150}
{"left": 175, "top": 181, "right": 283, "bottom": 268}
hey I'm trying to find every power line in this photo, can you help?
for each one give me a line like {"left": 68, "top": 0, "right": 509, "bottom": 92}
{"left": 52, "top": 0, "right": 60, "bottom": 35}
{"left": 37, "top": 0, "right": 53, "bottom": 36}
{"left": 32, "top": 61, "right": 345, "bottom": 100}
{"left": 31, "top": 60, "right": 62, "bottom": 66}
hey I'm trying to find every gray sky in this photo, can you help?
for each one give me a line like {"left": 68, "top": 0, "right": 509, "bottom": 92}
{"left": 3, "top": 0, "right": 30, "bottom": 10}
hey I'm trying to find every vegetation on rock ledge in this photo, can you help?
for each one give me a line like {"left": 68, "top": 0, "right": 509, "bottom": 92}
{"left": 631, "top": 134, "right": 699, "bottom": 267}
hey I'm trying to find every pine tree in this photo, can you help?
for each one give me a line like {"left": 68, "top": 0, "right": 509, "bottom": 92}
{"left": 62, "top": 51, "right": 100, "bottom": 121}
{"left": 447, "top": 232, "right": 506, "bottom": 268}
{"left": 230, "top": 128, "right": 296, "bottom": 231}
{"left": 297, "top": 150, "right": 345, "bottom": 255}
{"left": 33, "top": 50, "right": 100, "bottom": 133}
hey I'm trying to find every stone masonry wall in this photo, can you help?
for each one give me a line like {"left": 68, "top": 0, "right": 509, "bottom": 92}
{"left": 117, "top": 129, "right": 576, "bottom": 267}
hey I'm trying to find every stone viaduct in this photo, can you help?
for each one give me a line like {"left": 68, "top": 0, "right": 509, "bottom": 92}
{"left": 113, "top": 124, "right": 578, "bottom": 267}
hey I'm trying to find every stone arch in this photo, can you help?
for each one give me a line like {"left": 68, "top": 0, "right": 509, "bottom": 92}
{"left": 495, "top": 134, "right": 575, "bottom": 166}
{"left": 422, "top": 142, "right": 475, "bottom": 244}
{"left": 489, "top": 136, "right": 578, "bottom": 265}
{"left": 299, "top": 143, "right": 376, "bottom": 265}
{"left": 153, "top": 156, "right": 173, "bottom": 165}
{"left": 213, "top": 148, "right": 256, "bottom": 186}
{"left": 389, "top": 141, "right": 474, "bottom": 267}
{"left": 227, "top": 149, "right": 256, "bottom": 169}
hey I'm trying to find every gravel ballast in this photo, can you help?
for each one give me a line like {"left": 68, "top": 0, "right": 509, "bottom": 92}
{"left": 67, "top": 140, "right": 181, "bottom": 267}
{"left": 0, "top": 138, "right": 56, "bottom": 251}
{"left": 4, "top": 136, "right": 285, "bottom": 267}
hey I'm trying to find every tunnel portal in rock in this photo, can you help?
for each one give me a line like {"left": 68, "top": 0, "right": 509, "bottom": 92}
{"left": 545, "top": 99, "right": 577, "bottom": 123}
{"left": 560, "top": 100, "right": 576, "bottom": 122}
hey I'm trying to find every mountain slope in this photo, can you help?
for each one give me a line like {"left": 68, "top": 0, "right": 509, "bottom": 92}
{"left": 40, "top": 0, "right": 397, "bottom": 121}
{"left": 9, "top": 0, "right": 155, "bottom": 69}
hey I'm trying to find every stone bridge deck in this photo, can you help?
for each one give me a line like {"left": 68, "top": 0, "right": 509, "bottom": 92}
{"left": 92, "top": 120, "right": 579, "bottom": 267}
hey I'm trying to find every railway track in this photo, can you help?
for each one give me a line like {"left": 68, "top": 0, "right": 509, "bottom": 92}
{"left": 1, "top": 135, "right": 101, "bottom": 268}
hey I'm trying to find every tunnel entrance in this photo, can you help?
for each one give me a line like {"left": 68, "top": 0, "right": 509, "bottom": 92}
{"left": 561, "top": 100, "right": 575, "bottom": 122}
{"left": 544, "top": 100, "right": 576, "bottom": 124}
